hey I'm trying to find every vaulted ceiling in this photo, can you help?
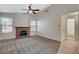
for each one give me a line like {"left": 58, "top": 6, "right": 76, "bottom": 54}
{"left": 0, "top": 4, "right": 51, "bottom": 13}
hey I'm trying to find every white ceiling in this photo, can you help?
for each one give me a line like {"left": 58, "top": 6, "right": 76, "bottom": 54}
{"left": 0, "top": 4, "right": 51, "bottom": 13}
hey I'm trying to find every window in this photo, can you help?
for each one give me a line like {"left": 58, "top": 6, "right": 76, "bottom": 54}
{"left": 30, "top": 20, "right": 37, "bottom": 31}
{"left": 1, "top": 17, "right": 13, "bottom": 33}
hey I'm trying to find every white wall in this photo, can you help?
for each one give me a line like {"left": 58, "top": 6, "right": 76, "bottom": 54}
{"left": 14, "top": 13, "right": 31, "bottom": 27}
{"left": 0, "top": 13, "right": 35, "bottom": 40}
{"left": 37, "top": 4, "right": 77, "bottom": 41}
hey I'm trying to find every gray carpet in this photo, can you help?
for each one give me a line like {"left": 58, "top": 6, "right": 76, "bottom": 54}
{"left": 0, "top": 36, "right": 60, "bottom": 54}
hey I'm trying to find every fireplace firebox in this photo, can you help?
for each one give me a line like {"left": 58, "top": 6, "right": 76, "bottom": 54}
{"left": 16, "top": 27, "right": 30, "bottom": 39}
{"left": 20, "top": 31, "right": 27, "bottom": 36}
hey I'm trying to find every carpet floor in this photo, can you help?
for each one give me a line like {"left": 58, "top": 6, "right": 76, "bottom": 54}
{"left": 0, "top": 36, "right": 60, "bottom": 54}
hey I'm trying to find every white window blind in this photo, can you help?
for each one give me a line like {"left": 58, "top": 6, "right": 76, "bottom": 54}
{"left": 30, "top": 20, "right": 37, "bottom": 31}
{"left": 1, "top": 17, "right": 13, "bottom": 33}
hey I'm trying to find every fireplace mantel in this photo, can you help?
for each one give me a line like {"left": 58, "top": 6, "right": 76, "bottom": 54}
{"left": 15, "top": 27, "right": 30, "bottom": 39}
{"left": 15, "top": 26, "right": 30, "bottom": 28}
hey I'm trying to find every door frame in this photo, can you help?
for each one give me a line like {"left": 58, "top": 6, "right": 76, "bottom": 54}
{"left": 61, "top": 12, "right": 79, "bottom": 41}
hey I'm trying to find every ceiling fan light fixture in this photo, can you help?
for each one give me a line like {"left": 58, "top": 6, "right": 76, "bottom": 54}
{"left": 29, "top": 10, "right": 32, "bottom": 13}
{"left": 21, "top": 4, "right": 40, "bottom": 14}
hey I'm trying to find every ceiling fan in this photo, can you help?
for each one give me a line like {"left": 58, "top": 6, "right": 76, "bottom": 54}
{"left": 21, "top": 4, "right": 40, "bottom": 14}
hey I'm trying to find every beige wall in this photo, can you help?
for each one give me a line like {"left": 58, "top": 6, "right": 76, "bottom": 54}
{"left": 36, "top": 4, "right": 77, "bottom": 41}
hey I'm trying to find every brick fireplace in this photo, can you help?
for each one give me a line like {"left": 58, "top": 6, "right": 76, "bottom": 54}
{"left": 16, "top": 27, "right": 30, "bottom": 39}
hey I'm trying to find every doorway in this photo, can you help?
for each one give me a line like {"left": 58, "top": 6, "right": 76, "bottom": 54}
{"left": 67, "top": 19, "right": 75, "bottom": 40}
{"left": 61, "top": 12, "right": 78, "bottom": 41}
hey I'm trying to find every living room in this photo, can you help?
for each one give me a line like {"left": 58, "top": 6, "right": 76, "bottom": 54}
{"left": 0, "top": 4, "right": 79, "bottom": 54}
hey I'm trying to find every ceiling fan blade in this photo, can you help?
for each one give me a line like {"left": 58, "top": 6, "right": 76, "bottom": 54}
{"left": 32, "top": 9, "right": 40, "bottom": 11}
{"left": 32, "top": 11, "right": 36, "bottom": 14}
